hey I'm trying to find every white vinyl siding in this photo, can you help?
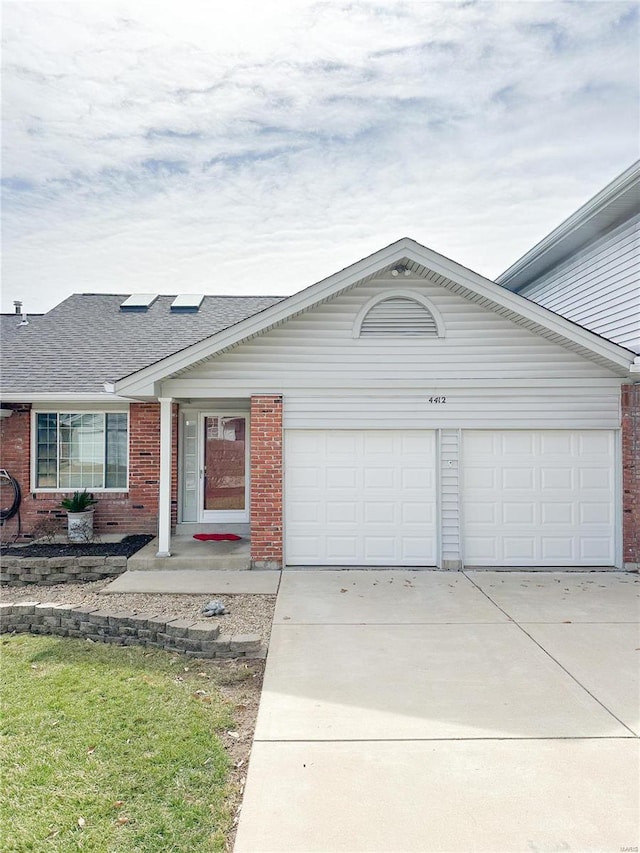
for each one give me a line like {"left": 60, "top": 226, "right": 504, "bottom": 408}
{"left": 440, "top": 429, "right": 461, "bottom": 568}
{"left": 283, "top": 388, "right": 620, "bottom": 430}
{"left": 519, "top": 216, "right": 640, "bottom": 353}
{"left": 166, "top": 276, "right": 623, "bottom": 402}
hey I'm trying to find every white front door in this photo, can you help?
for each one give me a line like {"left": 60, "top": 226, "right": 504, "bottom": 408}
{"left": 462, "top": 430, "right": 616, "bottom": 566}
{"left": 285, "top": 429, "right": 437, "bottom": 566}
{"left": 200, "top": 413, "right": 249, "bottom": 523}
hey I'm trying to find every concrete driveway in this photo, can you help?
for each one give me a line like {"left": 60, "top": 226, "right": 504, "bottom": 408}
{"left": 234, "top": 571, "right": 640, "bottom": 853}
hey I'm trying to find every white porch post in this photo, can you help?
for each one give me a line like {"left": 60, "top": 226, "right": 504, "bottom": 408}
{"left": 157, "top": 396, "right": 173, "bottom": 557}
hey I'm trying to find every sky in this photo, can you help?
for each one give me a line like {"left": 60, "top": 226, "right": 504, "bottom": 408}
{"left": 1, "top": 0, "right": 639, "bottom": 315}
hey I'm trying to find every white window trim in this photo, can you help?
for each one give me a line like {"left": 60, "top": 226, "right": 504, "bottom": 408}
{"left": 352, "top": 289, "right": 445, "bottom": 339}
{"left": 31, "top": 408, "right": 130, "bottom": 493}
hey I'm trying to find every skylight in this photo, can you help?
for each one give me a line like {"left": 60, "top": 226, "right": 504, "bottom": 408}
{"left": 120, "top": 294, "right": 158, "bottom": 311}
{"left": 170, "top": 295, "right": 204, "bottom": 312}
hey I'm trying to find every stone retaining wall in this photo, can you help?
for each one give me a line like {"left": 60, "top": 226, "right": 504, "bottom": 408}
{"left": 0, "top": 601, "right": 262, "bottom": 659}
{"left": 0, "top": 556, "right": 128, "bottom": 587}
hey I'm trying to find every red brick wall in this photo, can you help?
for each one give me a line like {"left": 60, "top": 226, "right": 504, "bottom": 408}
{"left": 0, "top": 405, "right": 31, "bottom": 539}
{"left": 0, "top": 402, "right": 177, "bottom": 541}
{"left": 622, "top": 384, "right": 640, "bottom": 567}
{"left": 250, "top": 395, "right": 283, "bottom": 568}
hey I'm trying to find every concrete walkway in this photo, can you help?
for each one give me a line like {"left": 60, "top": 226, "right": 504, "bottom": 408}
{"left": 102, "top": 569, "right": 279, "bottom": 595}
{"left": 126, "top": 535, "right": 251, "bottom": 570}
{"left": 234, "top": 571, "right": 640, "bottom": 852}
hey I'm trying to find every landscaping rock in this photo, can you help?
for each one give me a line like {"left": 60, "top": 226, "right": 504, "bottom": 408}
{"left": 202, "top": 599, "right": 226, "bottom": 616}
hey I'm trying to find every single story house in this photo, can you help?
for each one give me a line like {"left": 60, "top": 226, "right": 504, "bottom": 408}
{"left": 1, "top": 173, "right": 638, "bottom": 571}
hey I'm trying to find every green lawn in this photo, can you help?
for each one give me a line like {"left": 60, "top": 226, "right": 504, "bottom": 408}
{"left": 1, "top": 635, "right": 238, "bottom": 852}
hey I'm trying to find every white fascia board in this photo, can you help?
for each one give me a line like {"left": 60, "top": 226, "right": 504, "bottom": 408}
{"left": 497, "top": 160, "right": 640, "bottom": 290}
{"left": 404, "top": 240, "right": 634, "bottom": 369}
{"left": 0, "top": 392, "right": 136, "bottom": 403}
{"left": 113, "top": 237, "right": 634, "bottom": 397}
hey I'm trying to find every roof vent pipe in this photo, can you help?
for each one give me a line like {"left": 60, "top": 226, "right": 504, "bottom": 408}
{"left": 17, "top": 310, "right": 29, "bottom": 327}
{"left": 13, "top": 301, "right": 22, "bottom": 315}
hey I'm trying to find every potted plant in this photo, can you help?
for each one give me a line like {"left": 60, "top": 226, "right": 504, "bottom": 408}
{"left": 59, "top": 490, "right": 97, "bottom": 542}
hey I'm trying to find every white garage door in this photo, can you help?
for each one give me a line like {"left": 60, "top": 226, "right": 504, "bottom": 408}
{"left": 462, "top": 430, "right": 616, "bottom": 567}
{"left": 285, "top": 430, "right": 437, "bottom": 566}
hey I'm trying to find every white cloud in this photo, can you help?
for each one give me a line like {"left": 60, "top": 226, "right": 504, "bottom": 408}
{"left": 1, "top": 0, "right": 638, "bottom": 312}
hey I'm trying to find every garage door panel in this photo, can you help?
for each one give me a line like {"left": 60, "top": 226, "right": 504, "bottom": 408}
{"left": 364, "top": 502, "right": 396, "bottom": 523}
{"left": 579, "top": 468, "right": 611, "bottom": 489}
{"left": 363, "top": 467, "right": 394, "bottom": 489}
{"left": 540, "top": 432, "right": 573, "bottom": 454}
{"left": 502, "top": 432, "right": 535, "bottom": 454}
{"left": 579, "top": 432, "right": 612, "bottom": 454}
{"left": 326, "top": 537, "right": 358, "bottom": 560}
{"left": 503, "top": 503, "right": 535, "bottom": 525}
{"left": 327, "top": 502, "right": 357, "bottom": 523}
{"left": 286, "top": 430, "right": 436, "bottom": 566}
{"left": 465, "top": 467, "right": 496, "bottom": 489}
{"left": 466, "top": 502, "right": 496, "bottom": 523}
{"left": 327, "top": 432, "right": 358, "bottom": 454}
{"left": 502, "top": 468, "right": 535, "bottom": 490}
{"left": 402, "top": 537, "right": 435, "bottom": 559}
{"left": 288, "top": 536, "right": 320, "bottom": 562}
{"left": 541, "top": 468, "right": 574, "bottom": 489}
{"left": 289, "top": 502, "right": 320, "bottom": 523}
{"left": 541, "top": 538, "right": 573, "bottom": 560}
{"left": 363, "top": 537, "right": 395, "bottom": 560}
{"left": 580, "top": 538, "right": 612, "bottom": 560}
{"left": 503, "top": 537, "right": 536, "bottom": 560}
{"left": 364, "top": 432, "right": 394, "bottom": 453}
{"left": 466, "top": 537, "right": 497, "bottom": 560}
{"left": 541, "top": 503, "right": 573, "bottom": 524}
{"left": 288, "top": 467, "right": 320, "bottom": 488}
{"left": 579, "top": 502, "right": 612, "bottom": 524}
{"left": 402, "top": 467, "right": 434, "bottom": 489}
{"left": 401, "top": 502, "right": 433, "bottom": 524}
{"left": 463, "top": 430, "right": 615, "bottom": 567}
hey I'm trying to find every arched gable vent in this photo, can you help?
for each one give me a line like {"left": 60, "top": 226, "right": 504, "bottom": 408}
{"left": 357, "top": 296, "right": 441, "bottom": 337}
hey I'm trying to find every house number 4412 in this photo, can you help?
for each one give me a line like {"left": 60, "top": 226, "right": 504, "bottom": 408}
{"left": 428, "top": 396, "right": 447, "bottom": 403}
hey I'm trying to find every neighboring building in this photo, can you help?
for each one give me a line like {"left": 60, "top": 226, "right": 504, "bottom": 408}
{"left": 497, "top": 161, "right": 639, "bottom": 570}
{"left": 497, "top": 160, "right": 639, "bottom": 352}
{"left": 1, "top": 222, "right": 638, "bottom": 570}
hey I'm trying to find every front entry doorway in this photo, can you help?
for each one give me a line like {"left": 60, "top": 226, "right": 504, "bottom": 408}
{"left": 201, "top": 413, "right": 249, "bottom": 523}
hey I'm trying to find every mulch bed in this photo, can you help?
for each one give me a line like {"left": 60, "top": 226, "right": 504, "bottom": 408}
{"left": 0, "top": 534, "right": 154, "bottom": 559}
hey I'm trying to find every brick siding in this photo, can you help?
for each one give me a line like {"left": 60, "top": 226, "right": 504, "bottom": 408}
{"left": 250, "top": 395, "right": 283, "bottom": 568}
{"left": 0, "top": 402, "right": 178, "bottom": 541}
{"left": 622, "top": 384, "right": 640, "bottom": 567}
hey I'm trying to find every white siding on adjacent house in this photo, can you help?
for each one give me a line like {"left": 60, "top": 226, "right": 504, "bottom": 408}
{"left": 518, "top": 215, "right": 640, "bottom": 353}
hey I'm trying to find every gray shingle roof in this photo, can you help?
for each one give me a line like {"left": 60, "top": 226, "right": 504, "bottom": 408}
{"left": 0, "top": 294, "right": 283, "bottom": 395}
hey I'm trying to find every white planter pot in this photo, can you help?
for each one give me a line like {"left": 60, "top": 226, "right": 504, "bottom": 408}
{"left": 67, "top": 509, "right": 94, "bottom": 543}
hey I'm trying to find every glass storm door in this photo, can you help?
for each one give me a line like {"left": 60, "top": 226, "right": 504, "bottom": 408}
{"left": 201, "top": 414, "right": 249, "bottom": 522}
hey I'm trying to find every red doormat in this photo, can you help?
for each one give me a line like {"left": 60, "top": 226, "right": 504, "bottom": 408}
{"left": 193, "top": 533, "right": 242, "bottom": 542}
